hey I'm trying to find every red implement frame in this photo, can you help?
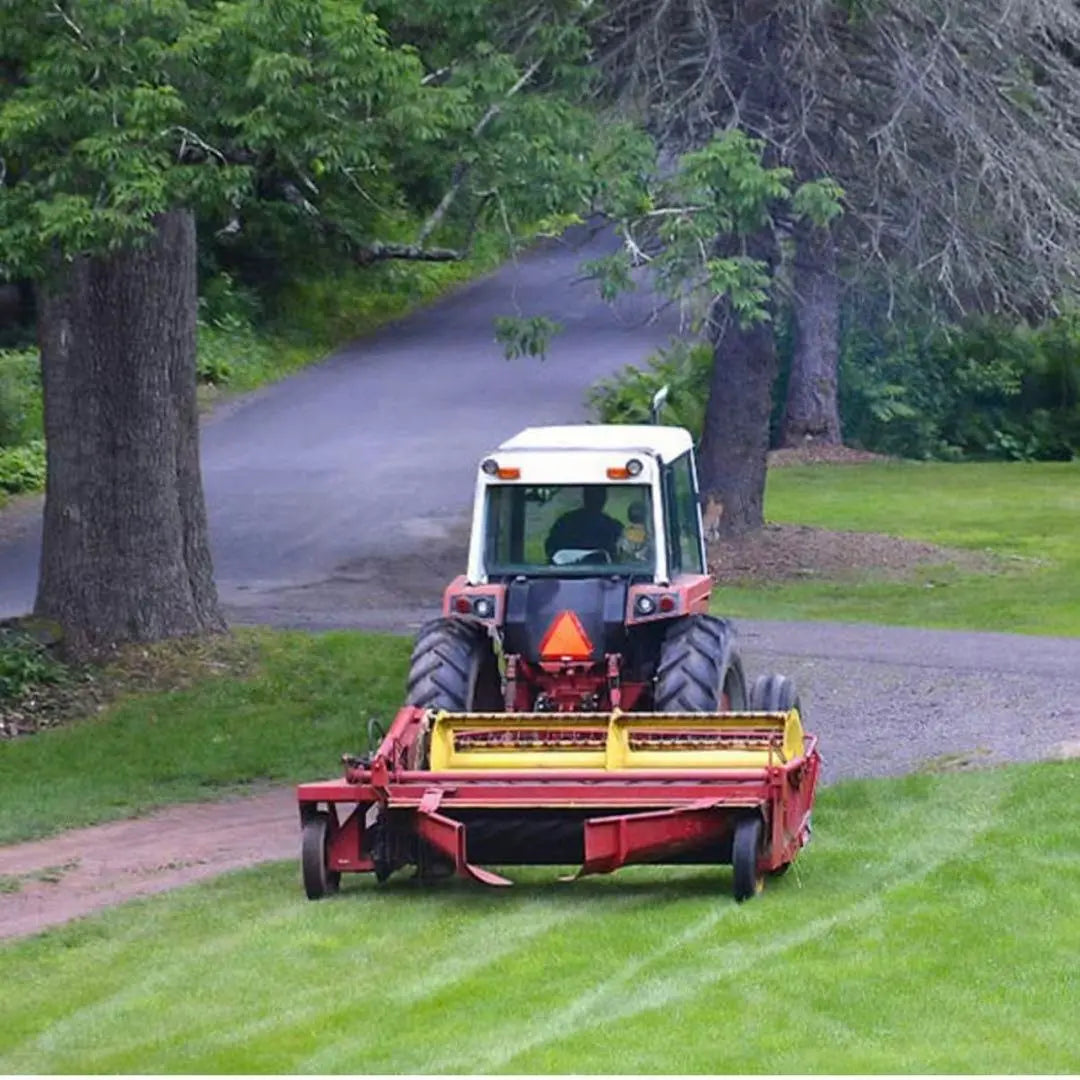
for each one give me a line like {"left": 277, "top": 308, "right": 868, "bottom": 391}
{"left": 298, "top": 706, "right": 820, "bottom": 887}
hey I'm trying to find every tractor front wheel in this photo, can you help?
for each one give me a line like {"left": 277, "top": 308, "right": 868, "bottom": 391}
{"left": 302, "top": 813, "right": 341, "bottom": 900}
{"left": 654, "top": 615, "right": 747, "bottom": 712}
{"left": 406, "top": 618, "right": 502, "bottom": 712}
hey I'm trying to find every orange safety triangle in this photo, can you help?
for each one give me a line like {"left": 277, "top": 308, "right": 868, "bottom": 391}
{"left": 539, "top": 610, "right": 594, "bottom": 660}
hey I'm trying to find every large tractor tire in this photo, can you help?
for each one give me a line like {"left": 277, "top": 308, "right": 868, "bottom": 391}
{"left": 749, "top": 672, "right": 804, "bottom": 881}
{"left": 749, "top": 672, "right": 801, "bottom": 714}
{"left": 406, "top": 617, "right": 503, "bottom": 712}
{"left": 654, "top": 615, "right": 747, "bottom": 712}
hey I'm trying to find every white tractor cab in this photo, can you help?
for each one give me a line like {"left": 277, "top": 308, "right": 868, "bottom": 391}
{"left": 464, "top": 424, "right": 708, "bottom": 589}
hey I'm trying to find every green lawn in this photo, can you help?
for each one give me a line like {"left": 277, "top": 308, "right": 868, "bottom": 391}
{"left": 2, "top": 759, "right": 1078, "bottom": 1073}
{"left": 0, "top": 630, "right": 409, "bottom": 845}
{"left": 714, "top": 460, "right": 1080, "bottom": 635}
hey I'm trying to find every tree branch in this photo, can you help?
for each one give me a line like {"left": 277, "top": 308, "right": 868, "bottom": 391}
{"left": 416, "top": 56, "right": 544, "bottom": 246}
{"left": 354, "top": 241, "right": 462, "bottom": 264}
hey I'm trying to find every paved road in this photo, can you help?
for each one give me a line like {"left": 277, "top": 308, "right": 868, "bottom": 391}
{"left": 0, "top": 226, "right": 675, "bottom": 616}
{"left": 1, "top": 226, "right": 1078, "bottom": 785}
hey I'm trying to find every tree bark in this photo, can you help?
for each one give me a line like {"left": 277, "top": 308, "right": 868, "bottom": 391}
{"left": 697, "top": 227, "right": 781, "bottom": 539}
{"left": 696, "top": 0, "right": 785, "bottom": 539}
{"left": 35, "top": 209, "right": 225, "bottom": 656}
{"left": 781, "top": 218, "right": 842, "bottom": 446}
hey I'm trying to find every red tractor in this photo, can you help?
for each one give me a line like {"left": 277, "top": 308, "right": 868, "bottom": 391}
{"left": 297, "top": 423, "right": 820, "bottom": 900}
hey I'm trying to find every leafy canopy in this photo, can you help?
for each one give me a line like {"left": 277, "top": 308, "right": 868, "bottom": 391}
{"left": 0, "top": 0, "right": 614, "bottom": 278}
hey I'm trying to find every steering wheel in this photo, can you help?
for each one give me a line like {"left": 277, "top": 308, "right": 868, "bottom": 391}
{"left": 550, "top": 548, "right": 613, "bottom": 566}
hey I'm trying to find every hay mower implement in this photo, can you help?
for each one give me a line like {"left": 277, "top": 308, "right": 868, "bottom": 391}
{"left": 297, "top": 417, "right": 821, "bottom": 901}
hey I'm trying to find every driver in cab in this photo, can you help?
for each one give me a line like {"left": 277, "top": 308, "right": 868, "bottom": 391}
{"left": 545, "top": 486, "right": 623, "bottom": 563}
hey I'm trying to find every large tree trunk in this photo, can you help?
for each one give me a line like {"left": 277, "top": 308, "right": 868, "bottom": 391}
{"left": 780, "top": 219, "right": 842, "bottom": 446}
{"left": 35, "top": 209, "right": 225, "bottom": 656}
{"left": 697, "top": 228, "right": 781, "bottom": 539}
{"left": 696, "top": 1, "right": 785, "bottom": 539}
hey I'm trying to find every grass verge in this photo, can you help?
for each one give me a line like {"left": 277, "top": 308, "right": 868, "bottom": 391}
{"left": 713, "top": 459, "right": 1080, "bottom": 635}
{"left": 1, "top": 759, "right": 1078, "bottom": 1072}
{"left": 0, "top": 629, "right": 409, "bottom": 845}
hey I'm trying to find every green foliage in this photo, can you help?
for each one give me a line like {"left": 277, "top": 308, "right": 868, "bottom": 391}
{"left": 0, "top": 347, "right": 40, "bottom": 449}
{"left": 0, "top": 0, "right": 603, "bottom": 282}
{"left": 0, "top": 345, "right": 39, "bottom": 440}
{"left": 494, "top": 315, "right": 564, "bottom": 360}
{"left": 0, "top": 627, "right": 65, "bottom": 700}
{"left": 792, "top": 178, "right": 846, "bottom": 227}
{"left": 675, "top": 131, "right": 794, "bottom": 234}
{"left": 587, "top": 339, "right": 713, "bottom": 436}
{"left": 499, "top": 129, "right": 835, "bottom": 357}
{"left": 0, "top": 439, "right": 44, "bottom": 495}
{"left": 841, "top": 313, "right": 1080, "bottom": 461}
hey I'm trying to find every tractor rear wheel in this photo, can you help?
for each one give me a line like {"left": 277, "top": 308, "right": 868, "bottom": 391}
{"left": 732, "top": 815, "right": 764, "bottom": 902}
{"left": 302, "top": 813, "right": 341, "bottom": 900}
{"left": 654, "top": 616, "right": 747, "bottom": 712}
{"left": 749, "top": 673, "right": 800, "bottom": 714}
{"left": 750, "top": 673, "right": 803, "bottom": 880}
{"left": 406, "top": 617, "right": 502, "bottom": 712}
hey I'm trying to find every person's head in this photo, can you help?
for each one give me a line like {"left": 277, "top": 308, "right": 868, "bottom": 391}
{"left": 583, "top": 486, "right": 607, "bottom": 513}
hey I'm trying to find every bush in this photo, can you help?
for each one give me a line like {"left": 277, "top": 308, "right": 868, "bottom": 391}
{"left": 840, "top": 313, "right": 1080, "bottom": 461}
{"left": 0, "top": 627, "right": 66, "bottom": 701}
{"left": 0, "top": 348, "right": 42, "bottom": 449}
{"left": 587, "top": 339, "right": 713, "bottom": 436}
{"left": 0, "top": 440, "right": 45, "bottom": 494}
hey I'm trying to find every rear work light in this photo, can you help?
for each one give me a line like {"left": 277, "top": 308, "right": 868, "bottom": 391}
{"left": 452, "top": 594, "right": 497, "bottom": 618}
{"left": 607, "top": 457, "right": 644, "bottom": 480}
{"left": 634, "top": 594, "right": 656, "bottom": 615}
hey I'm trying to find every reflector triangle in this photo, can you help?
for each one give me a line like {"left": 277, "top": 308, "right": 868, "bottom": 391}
{"left": 539, "top": 610, "right": 594, "bottom": 660}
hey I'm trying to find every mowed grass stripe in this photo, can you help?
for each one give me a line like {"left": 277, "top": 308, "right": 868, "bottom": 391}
{"left": 431, "top": 766, "right": 1013, "bottom": 1073}
{"left": 3, "top": 761, "right": 1078, "bottom": 1073}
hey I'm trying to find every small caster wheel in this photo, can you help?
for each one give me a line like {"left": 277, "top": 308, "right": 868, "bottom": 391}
{"left": 732, "top": 815, "right": 764, "bottom": 903}
{"left": 302, "top": 813, "right": 341, "bottom": 900}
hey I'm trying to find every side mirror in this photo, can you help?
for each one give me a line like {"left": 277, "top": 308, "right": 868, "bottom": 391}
{"left": 650, "top": 385, "right": 670, "bottom": 425}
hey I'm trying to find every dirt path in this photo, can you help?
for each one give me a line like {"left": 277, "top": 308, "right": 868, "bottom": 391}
{"left": 0, "top": 790, "right": 297, "bottom": 941}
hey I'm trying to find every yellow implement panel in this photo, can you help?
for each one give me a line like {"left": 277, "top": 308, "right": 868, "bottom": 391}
{"left": 427, "top": 709, "right": 805, "bottom": 772}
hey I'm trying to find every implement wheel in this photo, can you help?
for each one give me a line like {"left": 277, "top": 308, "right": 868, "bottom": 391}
{"left": 732, "top": 815, "right": 764, "bottom": 902}
{"left": 406, "top": 618, "right": 502, "bottom": 712}
{"left": 654, "top": 615, "right": 747, "bottom": 712}
{"left": 302, "top": 813, "right": 341, "bottom": 900}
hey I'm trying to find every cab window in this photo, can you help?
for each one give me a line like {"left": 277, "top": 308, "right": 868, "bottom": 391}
{"left": 664, "top": 452, "right": 705, "bottom": 575}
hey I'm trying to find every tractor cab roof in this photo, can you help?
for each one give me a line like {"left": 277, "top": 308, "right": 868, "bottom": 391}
{"left": 496, "top": 424, "right": 693, "bottom": 463}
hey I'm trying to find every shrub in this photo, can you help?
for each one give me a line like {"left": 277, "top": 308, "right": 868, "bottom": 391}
{"left": 0, "top": 348, "right": 42, "bottom": 449}
{"left": 0, "top": 440, "right": 45, "bottom": 494}
{"left": 587, "top": 339, "right": 713, "bottom": 437}
{"left": 0, "top": 627, "right": 66, "bottom": 701}
{"left": 840, "top": 313, "right": 1080, "bottom": 461}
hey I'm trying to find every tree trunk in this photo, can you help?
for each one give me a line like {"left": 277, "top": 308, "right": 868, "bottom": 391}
{"left": 697, "top": 228, "right": 781, "bottom": 539}
{"left": 35, "top": 209, "right": 225, "bottom": 656}
{"left": 780, "top": 219, "right": 842, "bottom": 446}
{"left": 696, "top": 2, "right": 786, "bottom": 539}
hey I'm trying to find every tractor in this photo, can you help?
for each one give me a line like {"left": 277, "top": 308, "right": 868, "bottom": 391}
{"left": 297, "top": 417, "right": 820, "bottom": 900}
